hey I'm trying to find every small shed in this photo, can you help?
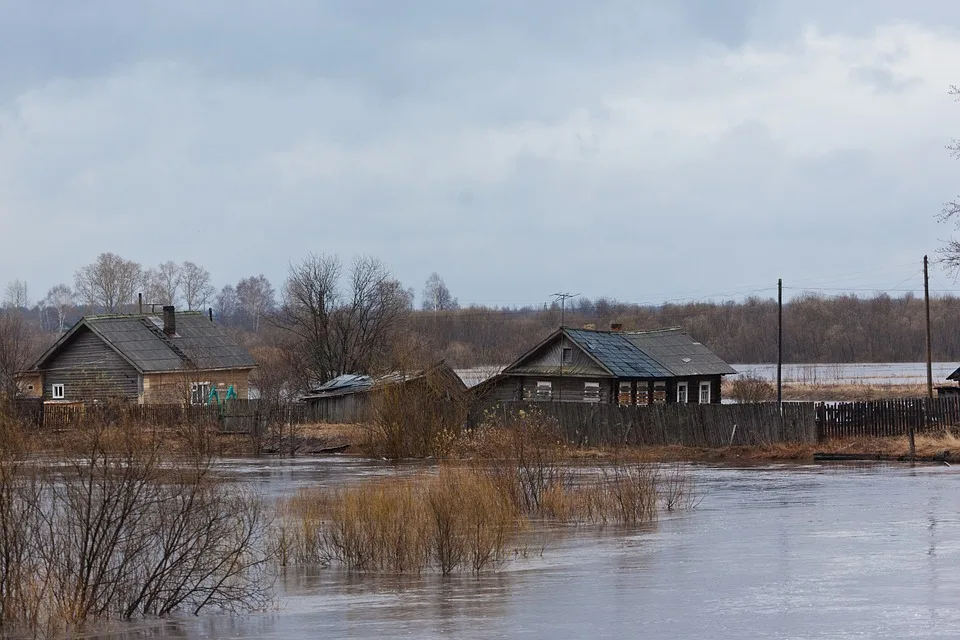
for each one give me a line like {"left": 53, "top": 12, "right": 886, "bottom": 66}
{"left": 300, "top": 362, "right": 468, "bottom": 423}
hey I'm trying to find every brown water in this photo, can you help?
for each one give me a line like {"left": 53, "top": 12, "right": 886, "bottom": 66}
{"left": 84, "top": 458, "right": 960, "bottom": 639}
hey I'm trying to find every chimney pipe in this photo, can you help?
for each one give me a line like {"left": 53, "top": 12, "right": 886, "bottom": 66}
{"left": 162, "top": 306, "right": 176, "bottom": 336}
{"left": 610, "top": 322, "right": 623, "bottom": 332}
{"left": 208, "top": 307, "right": 214, "bottom": 322}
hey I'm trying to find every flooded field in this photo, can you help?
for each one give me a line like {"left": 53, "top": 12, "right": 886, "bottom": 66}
{"left": 92, "top": 458, "right": 960, "bottom": 640}
{"left": 732, "top": 362, "right": 960, "bottom": 386}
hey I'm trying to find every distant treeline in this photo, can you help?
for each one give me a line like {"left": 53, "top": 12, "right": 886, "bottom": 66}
{"left": 405, "top": 293, "right": 960, "bottom": 366}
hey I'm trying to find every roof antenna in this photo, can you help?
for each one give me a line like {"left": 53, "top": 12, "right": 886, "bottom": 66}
{"left": 551, "top": 292, "right": 579, "bottom": 328}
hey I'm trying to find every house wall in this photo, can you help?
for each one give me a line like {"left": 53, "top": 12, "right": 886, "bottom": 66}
{"left": 482, "top": 374, "right": 724, "bottom": 407}
{"left": 40, "top": 327, "right": 139, "bottom": 401}
{"left": 306, "top": 393, "right": 372, "bottom": 423}
{"left": 510, "top": 336, "right": 608, "bottom": 376}
{"left": 142, "top": 369, "right": 252, "bottom": 405}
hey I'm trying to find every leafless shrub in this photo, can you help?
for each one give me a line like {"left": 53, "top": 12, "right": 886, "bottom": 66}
{"left": 729, "top": 373, "right": 776, "bottom": 404}
{"left": 0, "top": 418, "right": 272, "bottom": 637}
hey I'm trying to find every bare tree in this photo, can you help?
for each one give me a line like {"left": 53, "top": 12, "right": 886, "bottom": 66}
{"left": 3, "top": 280, "right": 28, "bottom": 310}
{"left": 181, "top": 261, "right": 215, "bottom": 310}
{"left": 143, "top": 261, "right": 182, "bottom": 307}
{"left": 939, "top": 85, "right": 960, "bottom": 272}
{"left": 421, "top": 272, "right": 459, "bottom": 311}
{"left": 280, "top": 254, "right": 412, "bottom": 382}
{"left": 236, "top": 275, "right": 275, "bottom": 333}
{"left": 214, "top": 285, "right": 238, "bottom": 324}
{"left": 0, "top": 312, "right": 39, "bottom": 398}
{"left": 44, "top": 284, "right": 75, "bottom": 333}
{"left": 74, "top": 253, "right": 143, "bottom": 313}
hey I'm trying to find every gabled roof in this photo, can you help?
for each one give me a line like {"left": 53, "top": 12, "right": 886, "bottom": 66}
{"left": 502, "top": 326, "right": 734, "bottom": 379}
{"left": 622, "top": 328, "right": 738, "bottom": 377}
{"left": 301, "top": 362, "right": 467, "bottom": 401}
{"left": 30, "top": 312, "right": 257, "bottom": 374}
{"left": 947, "top": 366, "right": 960, "bottom": 382}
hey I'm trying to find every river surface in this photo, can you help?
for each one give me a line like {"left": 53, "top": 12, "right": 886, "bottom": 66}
{"left": 86, "top": 457, "right": 960, "bottom": 640}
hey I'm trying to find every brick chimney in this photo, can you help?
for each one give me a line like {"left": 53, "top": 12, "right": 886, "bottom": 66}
{"left": 163, "top": 305, "right": 176, "bottom": 336}
{"left": 583, "top": 323, "right": 596, "bottom": 330}
{"left": 610, "top": 322, "right": 623, "bottom": 332}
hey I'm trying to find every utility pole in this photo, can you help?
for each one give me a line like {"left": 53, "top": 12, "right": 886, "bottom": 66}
{"left": 925, "top": 255, "right": 933, "bottom": 400}
{"left": 777, "top": 278, "right": 783, "bottom": 409}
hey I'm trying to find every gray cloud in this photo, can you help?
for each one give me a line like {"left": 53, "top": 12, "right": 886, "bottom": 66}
{"left": 0, "top": 1, "right": 957, "bottom": 306}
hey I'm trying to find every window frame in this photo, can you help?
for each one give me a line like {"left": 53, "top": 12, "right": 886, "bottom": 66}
{"left": 535, "top": 380, "right": 553, "bottom": 400}
{"left": 190, "top": 382, "right": 212, "bottom": 406}
{"left": 584, "top": 381, "right": 601, "bottom": 402}
{"left": 676, "top": 381, "right": 688, "bottom": 404}
{"left": 51, "top": 383, "right": 65, "bottom": 400}
{"left": 561, "top": 347, "right": 573, "bottom": 365}
{"left": 699, "top": 381, "right": 711, "bottom": 404}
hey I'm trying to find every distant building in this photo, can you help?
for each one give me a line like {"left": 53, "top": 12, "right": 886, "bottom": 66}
{"left": 17, "top": 306, "right": 257, "bottom": 405}
{"left": 936, "top": 366, "right": 960, "bottom": 397}
{"left": 477, "top": 325, "right": 736, "bottom": 406}
{"left": 300, "top": 362, "right": 468, "bottom": 423}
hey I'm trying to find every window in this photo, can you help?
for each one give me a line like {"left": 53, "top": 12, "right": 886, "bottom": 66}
{"left": 535, "top": 380, "right": 552, "bottom": 400}
{"left": 676, "top": 381, "right": 688, "bottom": 404}
{"left": 653, "top": 381, "right": 667, "bottom": 404}
{"left": 52, "top": 384, "right": 65, "bottom": 400}
{"left": 618, "top": 381, "right": 632, "bottom": 406}
{"left": 26, "top": 384, "right": 34, "bottom": 391}
{"left": 190, "top": 382, "right": 211, "bottom": 405}
{"left": 699, "top": 381, "right": 711, "bottom": 404}
{"left": 584, "top": 381, "right": 601, "bottom": 402}
{"left": 561, "top": 347, "right": 573, "bottom": 365}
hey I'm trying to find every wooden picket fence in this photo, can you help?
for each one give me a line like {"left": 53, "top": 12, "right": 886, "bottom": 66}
{"left": 470, "top": 401, "right": 818, "bottom": 447}
{"left": 815, "top": 397, "right": 960, "bottom": 440}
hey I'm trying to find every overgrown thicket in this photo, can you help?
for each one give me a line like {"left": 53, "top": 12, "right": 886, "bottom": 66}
{"left": 275, "top": 409, "right": 698, "bottom": 575}
{"left": 0, "top": 409, "right": 271, "bottom": 637}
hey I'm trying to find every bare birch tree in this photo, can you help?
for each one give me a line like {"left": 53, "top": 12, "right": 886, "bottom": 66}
{"left": 181, "top": 261, "right": 215, "bottom": 310}
{"left": 74, "top": 253, "right": 143, "bottom": 313}
{"left": 236, "top": 275, "right": 275, "bottom": 333}
{"left": 939, "top": 85, "right": 960, "bottom": 273}
{"left": 280, "top": 254, "right": 412, "bottom": 382}
{"left": 44, "top": 284, "right": 75, "bottom": 333}
{"left": 421, "top": 273, "right": 459, "bottom": 311}
{"left": 3, "top": 280, "right": 28, "bottom": 310}
{"left": 143, "top": 261, "right": 182, "bottom": 307}
{"left": 214, "top": 285, "right": 238, "bottom": 323}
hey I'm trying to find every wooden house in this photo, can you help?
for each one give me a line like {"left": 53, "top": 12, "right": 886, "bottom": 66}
{"left": 17, "top": 306, "right": 257, "bottom": 405}
{"left": 300, "top": 362, "right": 468, "bottom": 423}
{"left": 477, "top": 325, "right": 736, "bottom": 406}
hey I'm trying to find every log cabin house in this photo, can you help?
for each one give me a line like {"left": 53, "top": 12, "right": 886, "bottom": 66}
{"left": 477, "top": 325, "right": 736, "bottom": 406}
{"left": 17, "top": 306, "right": 257, "bottom": 405}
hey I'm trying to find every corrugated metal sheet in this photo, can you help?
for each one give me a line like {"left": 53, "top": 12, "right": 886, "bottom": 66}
{"left": 622, "top": 328, "right": 737, "bottom": 377}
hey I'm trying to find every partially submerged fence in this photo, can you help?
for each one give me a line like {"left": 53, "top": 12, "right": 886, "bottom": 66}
{"left": 815, "top": 397, "right": 960, "bottom": 440}
{"left": 471, "top": 401, "right": 818, "bottom": 447}
{"left": 6, "top": 399, "right": 327, "bottom": 434}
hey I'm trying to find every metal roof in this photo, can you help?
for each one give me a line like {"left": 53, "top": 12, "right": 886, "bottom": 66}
{"left": 563, "top": 329, "right": 673, "bottom": 378}
{"left": 621, "top": 328, "right": 737, "bottom": 377}
{"left": 33, "top": 312, "right": 257, "bottom": 373}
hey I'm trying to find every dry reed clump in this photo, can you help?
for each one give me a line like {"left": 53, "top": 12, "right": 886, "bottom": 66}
{"left": 728, "top": 374, "right": 776, "bottom": 404}
{"left": 274, "top": 467, "right": 520, "bottom": 574}
{"left": 0, "top": 412, "right": 272, "bottom": 638}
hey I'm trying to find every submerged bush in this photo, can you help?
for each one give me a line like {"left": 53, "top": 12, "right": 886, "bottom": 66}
{"left": 0, "top": 418, "right": 271, "bottom": 637}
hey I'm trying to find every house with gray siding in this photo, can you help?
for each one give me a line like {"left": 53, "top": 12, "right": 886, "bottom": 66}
{"left": 17, "top": 306, "right": 257, "bottom": 405}
{"left": 478, "top": 325, "right": 736, "bottom": 406}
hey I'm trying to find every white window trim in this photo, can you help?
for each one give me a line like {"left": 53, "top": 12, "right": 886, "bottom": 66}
{"left": 51, "top": 383, "right": 65, "bottom": 400}
{"left": 584, "top": 381, "right": 601, "bottom": 402}
{"left": 190, "top": 382, "right": 212, "bottom": 406}
{"left": 676, "top": 381, "right": 688, "bottom": 404}
{"left": 699, "top": 381, "right": 711, "bottom": 404}
{"left": 535, "top": 380, "right": 553, "bottom": 400}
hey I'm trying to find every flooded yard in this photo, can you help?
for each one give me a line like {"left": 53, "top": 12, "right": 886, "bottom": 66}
{"left": 92, "top": 458, "right": 960, "bottom": 639}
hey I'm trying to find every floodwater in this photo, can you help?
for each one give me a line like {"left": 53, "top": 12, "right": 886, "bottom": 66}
{"left": 732, "top": 362, "right": 960, "bottom": 386}
{"left": 88, "top": 458, "right": 960, "bottom": 640}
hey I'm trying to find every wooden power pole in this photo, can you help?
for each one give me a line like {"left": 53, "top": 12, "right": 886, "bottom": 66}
{"left": 777, "top": 278, "right": 783, "bottom": 409}
{"left": 925, "top": 255, "right": 933, "bottom": 400}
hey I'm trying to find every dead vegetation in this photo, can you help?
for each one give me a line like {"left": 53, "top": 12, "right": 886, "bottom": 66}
{"left": 0, "top": 406, "right": 272, "bottom": 638}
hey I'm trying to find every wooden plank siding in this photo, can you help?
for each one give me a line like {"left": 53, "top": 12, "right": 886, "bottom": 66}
{"left": 815, "top": 397, "right": 960, "bottom": 440}
{"left": 40, "top": 327, "right": 139, "bottom": 401}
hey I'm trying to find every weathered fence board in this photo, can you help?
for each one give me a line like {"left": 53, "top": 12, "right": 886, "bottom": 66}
{"left": 469, "top": 401, "right": 818, "bottom": 447}
{"left": 815, "top": 397, "right": 960, "bottom": 441}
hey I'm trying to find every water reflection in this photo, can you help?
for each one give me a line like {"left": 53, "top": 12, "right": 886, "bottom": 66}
{"left": 83, "top": 459, "right": 960, "bottom": 639}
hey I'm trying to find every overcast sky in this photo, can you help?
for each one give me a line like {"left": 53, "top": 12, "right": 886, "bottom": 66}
{"left": 2, "top": 1, "right": 960, "bottom": 308}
